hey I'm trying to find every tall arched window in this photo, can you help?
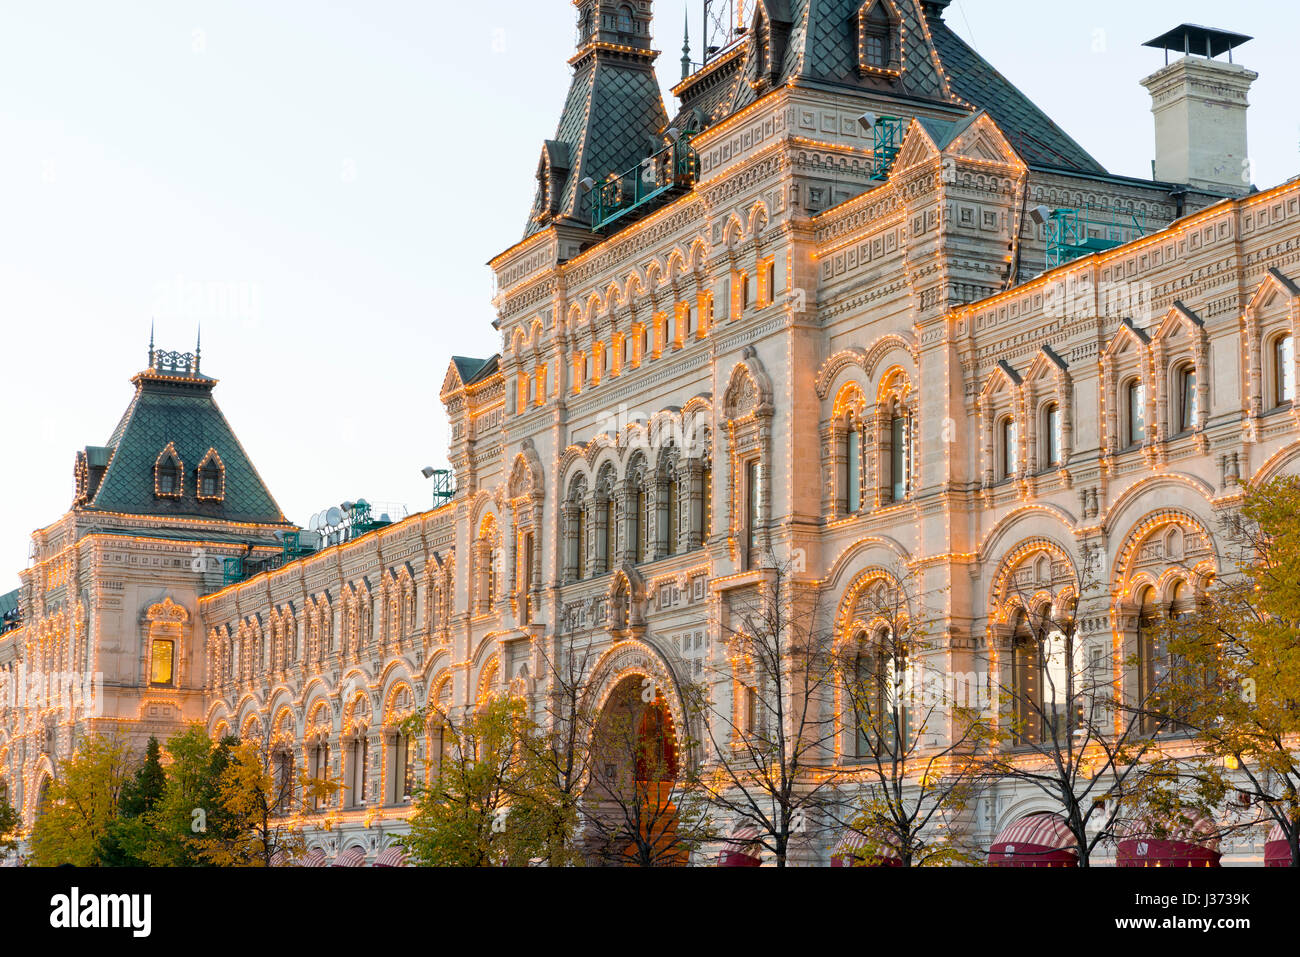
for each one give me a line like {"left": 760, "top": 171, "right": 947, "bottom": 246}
{"left": 616, "top": 5, "right": 633, "bottom": 33}
{"left": 1043, "top": 403, "right": 1061, "bottom": 468}
{"left": 575, "top": 505, "right": 587, "bottom": 580}
{"left": 604, "top": 496, "right": 617, "bottom": 572}
{"left": 845, "top": 418, "right": 862, "bottom": 513}
{"left": 1275, "top": 334, "right": 1295, "bottom": 406}
{"left": 634, "top": 484, "right": 648, "bottom": 564}
{"left": 666, "top": 469, "right": 680, "bottom": 555}
{"left": 1134, "top": 584, "right": 1162, "bottom": 731}
{"left": 1126, "top": 379, "right": 1146, "bottom": 446}
{"left": 888, "top": 410, "right": 910, "bottom": 502}
{"left": 1177, "top": 363, "right": 1198, "bottom": 433}
{"left": 1000, "top": 415, "right": 1018, "bottom": 479}
{"left": 850, "top": 628, "right": 908, "bottom": 758}
{"left": 1010, "top": 610, "right": 1041, "bottom": 746}
{"left": 696, "top": 458, "right": 713, "bottom": 543}
{"left": 859, "top": 2, "right": 896, "bottom": 71}
{"left": 642, "top": 324, "right": 651, "bottom": 362}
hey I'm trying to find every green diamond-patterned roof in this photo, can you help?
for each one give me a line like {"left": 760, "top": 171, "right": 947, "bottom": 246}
{"left": 0, "top": 588, "right": 17, "bottom": 619}
{"left": 87, "top": 370, "right": 289, "bottom": 525}
{"left": 928, "top": 18, "right": 1104, "bottom": 173}
{"left": 525, "top": 52, "right": 667, "bottom": 238}
{"left": 675, "top": 0, "right": 1104, "bottom": 175}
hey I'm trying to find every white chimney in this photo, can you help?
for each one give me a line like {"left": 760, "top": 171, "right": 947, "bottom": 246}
{"left": 1140, "top": 24, "right": 1257, "bottom": 196}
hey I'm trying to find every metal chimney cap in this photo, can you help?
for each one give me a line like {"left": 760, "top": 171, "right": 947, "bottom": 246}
{"left": 1143, "top": 24, "right": 1252, "bottom": 59}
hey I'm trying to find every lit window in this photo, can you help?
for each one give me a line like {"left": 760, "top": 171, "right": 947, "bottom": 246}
{"left": 150, "top": 639, "right": 175, "bottom": 686}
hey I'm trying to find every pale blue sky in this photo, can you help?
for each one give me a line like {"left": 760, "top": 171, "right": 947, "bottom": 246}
{"left": 1, "top": 1, "right": 1296, "bottom": 579}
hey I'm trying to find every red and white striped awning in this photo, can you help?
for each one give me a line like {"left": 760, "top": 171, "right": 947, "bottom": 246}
{"left": 831, "top": 827, "right": 902, "bottom": 867}
{"left": 1264, "top": 821, "right": 1293, "bottom": 867}
{"left": 331, "top": 847, "right": 368, "bottom": 867}
{"left": 373, "top": 846, "right": 409, "bottom": 867}
{"left": 300, "top": 849, "right": 328, "bottom": 868}
{"left": 1115, "top": 811, "right": 1220, "bottom": 867}
{"left": 989, "top": 812, "right": 1078, "bottom": 867}
{"left": 717, "top": 824, "right": 763, "bottom": 867}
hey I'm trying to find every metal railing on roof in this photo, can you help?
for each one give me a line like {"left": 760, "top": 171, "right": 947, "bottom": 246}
{"left": 591, "top": 134, "right": 698, "bottom": 232}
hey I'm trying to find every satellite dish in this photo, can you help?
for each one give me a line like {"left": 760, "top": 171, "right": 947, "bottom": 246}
{"left": 356, "top": 498, "right": 369, "bottom": 508}
{"left": 326, "top": 506, "right": 342, "bottom": 527}
{"left": 309, "top": 512, "right": 320, "bottom": 531}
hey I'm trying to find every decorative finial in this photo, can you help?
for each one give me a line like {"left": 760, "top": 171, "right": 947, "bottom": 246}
{"left": 682, "top": 9, "right": 691, "bottom": 80}
{"left": 195, "top": 323, "right": 202, "bottom": 373}
{"left": 149, "top": 319, "right": 155, "bottom": 368}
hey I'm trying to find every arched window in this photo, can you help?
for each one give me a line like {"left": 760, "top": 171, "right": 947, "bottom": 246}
{"left": 696, "top": 458, "right": 713, "bottom": 544}
{"left": 1177, "top": 363, "right": 1198, "bottom": 433}
{"left": 642, "top": 324, "right": 651, "bottom": 362}
{"left": 154, "top": 444, "right": 183, "bottom": 498}
{"left": 616, "top": 5, "right": 633, "bottom": 33}
{"left": 622, "top": 335, "right": 631, "bottom": 370}
{"left": 1000, "top": 415, "right": 1018, "bottom": 479}
{"left": 603, "top": 495, "right": 617, "bottom": 573}
{"left": 569, "top": 489, "right": 588, "bottom": 582}
{"left": 634, "top": 484, "right": 648, "bottom": 564}
{"left": 1274, "top": 334, "right": 1295, "bottom": 406}
{"left": 888, "top": 410, "right": 910, "bottom": 502}
{"left": 845, "top": 418, "right": 862, "bottom": 513}
{"left": 1010, "top": 609, "right": 1041, "bottom": 746}
{"left": 347, "top": 736, "right": 368, "bottom": 807}
{"left": 666, "top": 469, "right": 680, "bottom": 555}
{"left": 310, "top": 739, "right": 331, "bottom": 810}
{"left": 849, "top": 628, "right": 908, "bottom": 758}
{"left": 858, "top": 2, "right": 897, "bottom": 72}
{"left": 1126, "top": 379, "right": 1146, "bottom": 446}
{"left": 388, "top": 731, "right": 415, "bottom": 805}
{"left": 1042, "top": 403, "right": 1061, "bottom": 468}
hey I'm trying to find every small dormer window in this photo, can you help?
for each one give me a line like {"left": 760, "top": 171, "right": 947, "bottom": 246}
{"left": 154, "top": 443, "right": 184, "bottom": 499}
{"left": 858, "top": 1, "right": 899, "bottom": 74}
{"left": 196, "top": 447, "right": 226, "bottom": 502}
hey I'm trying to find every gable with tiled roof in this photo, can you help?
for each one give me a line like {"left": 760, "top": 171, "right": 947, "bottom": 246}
{"left": 77, "top": 346, "right": 289, "bottom": 526}
{"left": 673, "top": 0, "right": 1104, "bottom": 175}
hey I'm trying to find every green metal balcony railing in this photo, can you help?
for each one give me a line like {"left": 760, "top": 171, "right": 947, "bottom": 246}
{"left": 591, "top": 135, "right": 699, "bottom": 232}
{"left": 1045, "top": 203, "right": 1148, "bottom": 269}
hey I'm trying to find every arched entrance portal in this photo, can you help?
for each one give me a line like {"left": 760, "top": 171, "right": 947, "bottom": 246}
{"left": 586, "top": 675, "right": 686, "bottom": 866}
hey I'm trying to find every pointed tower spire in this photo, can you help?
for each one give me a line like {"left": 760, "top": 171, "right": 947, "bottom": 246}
{"left": 681, "top": 9, "right": 691, "bottom": 81}
{"left": 522, "top": 1, "right": 667, "bottom": 239}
